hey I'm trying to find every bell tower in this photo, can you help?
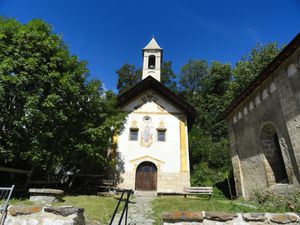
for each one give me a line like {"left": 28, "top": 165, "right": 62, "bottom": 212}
{"left": 142, "top": 37, "right": 163, "bottom": 82}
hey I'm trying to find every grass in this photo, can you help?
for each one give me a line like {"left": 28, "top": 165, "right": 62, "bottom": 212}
{"left": 54, "top": 195, "right": 121, "bottom": 224}
{"left": 150, "top": 196, "right": 259, "bottom": 224}
{"left": 8, "top": 193, "right": 300, "bottom": 225}
{"left": 9, "top": 195, "right": 122, "bottom": 224}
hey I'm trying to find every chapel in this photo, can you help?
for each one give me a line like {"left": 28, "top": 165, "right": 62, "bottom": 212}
{"left": 224, "top": 33, "right": 300, "bottom": 198}
{"left": 116, "top": 38, "right": 195, "bottom": 193}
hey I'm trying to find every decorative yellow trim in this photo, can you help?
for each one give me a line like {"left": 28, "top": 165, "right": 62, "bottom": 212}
{"left": 128, "top": 155, "right": 165, "bottom": 164}
{"left": 131, "top": 120, "right": 138, "bottom": 128}
{"left": 111, "top": 134, "right": 118, "bottom": 158}
{"left": 179, "top": 117, "right": 188, "bottom": 172}
{"left": 129, "top": 155, "right": 165, "bottom": 172}
{"left": 130, "top": 111, "right": 184, "bottom": 115}
{"left": 157, "top": 120, "right": 166, "bottom": 130}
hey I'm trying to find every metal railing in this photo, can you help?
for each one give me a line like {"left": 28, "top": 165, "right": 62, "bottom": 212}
{"left": 0, "top": 185, "right": 15, "bottom": 225}
{"left": 109, "top": 189, "right": 133, "bottom": 225}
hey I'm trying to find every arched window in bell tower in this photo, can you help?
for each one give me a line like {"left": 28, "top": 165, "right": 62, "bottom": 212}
{"left": 148, "top": 55, "right": 156, "bottom": 69}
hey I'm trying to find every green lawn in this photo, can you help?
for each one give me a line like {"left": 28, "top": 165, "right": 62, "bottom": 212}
{"left": 10, "top": 195, "right": 122, "bottom": 224}
{"left": 9, "top": 194, "right": 300, "bottom": 225}
{"left": 150, "top": 196, "right": 259, "bottom": 224}
{"left": 150, "top": 195, "right": 300, "bottom": 224}
{"left": 54, "top": 195, "right": 121, "bottom": 224}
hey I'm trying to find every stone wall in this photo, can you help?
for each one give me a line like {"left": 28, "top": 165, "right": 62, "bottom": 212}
{"left": 2, "top": 205, "right": 84, "bottom": 225}
{"left": 227, "top": 48, "right": 300, "bottom": 198}
{"left": 162, "top": 211, "right": 300, "bottom": 225}
{"left": 118, "top": 171, "right": 190, "bottom": 193}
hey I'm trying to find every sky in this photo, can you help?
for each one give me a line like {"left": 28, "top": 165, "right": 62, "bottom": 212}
{"left": 1, "top": 0, "right": 300, "bottom": 91}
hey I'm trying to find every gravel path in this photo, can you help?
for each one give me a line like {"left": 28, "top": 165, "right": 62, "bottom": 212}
{"left": 112, "top": 195, "right": 156, "bottom": 225}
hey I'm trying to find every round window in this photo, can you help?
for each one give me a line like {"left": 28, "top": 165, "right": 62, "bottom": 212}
{"left": 143, "top": 116, "right": 152, "bottom": 122}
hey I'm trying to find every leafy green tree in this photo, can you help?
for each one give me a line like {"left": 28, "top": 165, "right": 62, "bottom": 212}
{"left": 0, "top": 18, "right": 125, "bottom": 175}
{"left": 161, "top": 61, "right": 178, "bottom": 92}
{"left": 116, "top": 61, "right": 177, "bottom": 93}
{"left": 116, "top": 64, "right": 141, "bottom": 94}
{"left": 179, "top": 60, "right": 232, "bottom": 187}
{"left": 228, "top": 42, "right": 281, "bottom": 99}
{"left": 179, "top": 60, "right": 208, "bottom": 96}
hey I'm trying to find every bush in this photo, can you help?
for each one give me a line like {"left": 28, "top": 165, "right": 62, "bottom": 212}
{"left": 250, "top": 189, "right": 300, "bottom": 212}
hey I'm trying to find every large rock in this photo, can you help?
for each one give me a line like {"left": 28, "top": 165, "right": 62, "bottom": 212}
{"left": 29, "top": 188, "right": 64, "bottom": 204}
{"left": 44, "top": 206, "right": 84, "bottom": 217}
{"left": 204, "top": 211, "right": 236, "bottom": 221}
{"left": 162, "top": 211, "right": 203, "bottom": 222}
{"left": 4, "top": 206, "right": 85, "bottom": 225}
{"left": 242, "top": 213, "right": 266, "bottom": 222}
{"left": 8, "top": 205, "right": 41, "bottom": 216}
{"left": 29, "top": 189, "right": 64, "bottom": 195}
{"left": 270, "top": 213, "right": 298, "bottom": 224}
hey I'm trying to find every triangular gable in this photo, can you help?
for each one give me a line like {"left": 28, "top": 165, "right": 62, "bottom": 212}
{"left": 117, "top": 76, "right": 196, "bottom": 130}
{"left": 121, "top": 89, "right": 184, "bottom": 114}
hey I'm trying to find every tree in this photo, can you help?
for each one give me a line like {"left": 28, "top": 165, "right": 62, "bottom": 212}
{"left": 179, "top": 60, "right": 208, "bottom": 96}
{"left": 116, "top": 61, "right": 177, "bottom": 93}
{"left": 160, "top": 61, "right": 178, "bottom": 92}
{"left": 0, "top": 18, "right": 125, "bottom": 175}
{"left": 179, "top": 60, "right": 232, "bottom": 187}
{"left": 228, "top": 42, "right": 281, "bottom": 99}
{"left": 116, "top": 64, "right": 141, "bottom": 94}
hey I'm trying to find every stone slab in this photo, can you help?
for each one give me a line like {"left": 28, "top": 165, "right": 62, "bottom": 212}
{"left": 44, "top": 206, "right": 84, "bottom": 217}
{"left": 162, "top": 211, "right": 203, "bottom": 222}
{"left": 29, "top": 189, "right": 64, "bottom": 195}
{"left": 204, "top": 211, "right": 236, "bottom": 221}
{"left": 8, "top": 205, "right": 41, "bottom": 216}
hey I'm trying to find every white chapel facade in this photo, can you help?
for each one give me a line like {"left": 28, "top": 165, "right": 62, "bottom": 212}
{"left": 116, "top": 38, "right": 195, "bottom": 192}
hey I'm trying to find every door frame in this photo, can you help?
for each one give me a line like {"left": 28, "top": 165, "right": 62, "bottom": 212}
{"left": 135, "top": 161, "right": 157, "bottom": 191}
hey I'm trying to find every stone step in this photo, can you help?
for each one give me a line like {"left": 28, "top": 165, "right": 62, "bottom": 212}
{"left": 134, "top": 191, "right": 157, "bottom": 197}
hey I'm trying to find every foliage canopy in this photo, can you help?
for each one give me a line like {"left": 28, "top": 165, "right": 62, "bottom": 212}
{"left": 0, "top": 18, "right": 125, "bottom": 176}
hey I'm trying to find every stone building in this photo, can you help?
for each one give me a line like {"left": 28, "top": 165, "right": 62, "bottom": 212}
{"left": 224, "top": 33, "right": 300, "bottom": 198}
{"left": 116, "top": 38, "right": 195, "bottom": 193}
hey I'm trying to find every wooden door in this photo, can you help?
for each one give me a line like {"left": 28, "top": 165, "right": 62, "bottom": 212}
{"left": 135, "top": 162, "right": 157, "bottom": 191}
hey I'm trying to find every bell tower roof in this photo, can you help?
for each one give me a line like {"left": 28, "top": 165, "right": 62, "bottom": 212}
{"left": 143, "top": 37, "right": 162, "bottom": 50}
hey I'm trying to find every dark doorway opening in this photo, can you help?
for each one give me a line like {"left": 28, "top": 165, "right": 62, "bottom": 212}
{"left": 260, "top": 124, "right": 288, "bottom": 184}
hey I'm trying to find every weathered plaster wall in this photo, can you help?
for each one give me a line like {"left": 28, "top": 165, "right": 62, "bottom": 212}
{"left": 227, "top": 49, "right": 300, "bottom": 198}
{"left": 117, "top": 89, "right": 190, "bottom": 192}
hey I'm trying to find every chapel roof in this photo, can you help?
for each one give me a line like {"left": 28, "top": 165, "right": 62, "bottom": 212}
{"left": 117, "top": 76, "right": 196, "bottom": 130}
{"left": 223, "top": 32, "right": 300, "bottom": 118}
{"left": 143, "top": 37, "right": 162, "bottom": 50}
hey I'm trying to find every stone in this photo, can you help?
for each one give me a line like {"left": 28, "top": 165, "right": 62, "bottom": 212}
{"left": 225, "top": 34, "right": 300, "bottom": 199}
{"left": 28, "top": 218, "right": 39, "bottom": 225}
{"left": 162, "top": 211, "right": 203, "bottom": 222}
{"left": 204, "top": 211, "right": 236, "bottom": 221}
{"left": 8, "top": 205, "right": 41, "bottom": 216}
{"left": 29, "top": 189, "right": 64, "bottom": 195}
{"left": 44, "top": 206, "right": 84, "bottom": 217}
{"left": 270, "top": 213, "right": 298, "bottom": 224}
{"left": 242, "top": 213, "right": 266, "bottom": 222}
{"left": 29, "top": 188, "right": 64, "bottom": 204}
{"left": 30, "top": 195, "right": 59, "bottom": 204}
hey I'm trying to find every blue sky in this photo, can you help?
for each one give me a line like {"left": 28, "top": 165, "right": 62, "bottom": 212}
{"left": 1, "top": 0, "right": 300, "bottom": 91}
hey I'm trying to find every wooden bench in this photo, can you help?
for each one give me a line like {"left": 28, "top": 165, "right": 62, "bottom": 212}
{"left": 183, "top": 186, "right": 213, "bottom": 198}
{"left": 157, "top": 186, "right": 213, "bottom": 198}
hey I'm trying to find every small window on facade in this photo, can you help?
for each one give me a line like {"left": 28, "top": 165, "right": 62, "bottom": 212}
{"left": 148, "top": 55, "right": 156, "bottom": 69}
{"left": 157, "top": 129, "right": 166, "bottom": 142}
{"left": 129, "top": 128, "right": 139, "bottom": 141}
{"left": 143, "top": 115, "right": 152, "bottom": 122}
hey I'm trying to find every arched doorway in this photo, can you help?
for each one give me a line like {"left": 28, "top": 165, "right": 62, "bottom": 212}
{"left": 135, "top": 161, "right": 157, "bottom": 191}
{"left": 260, "top": 124, "right": 288, "bottom": 185}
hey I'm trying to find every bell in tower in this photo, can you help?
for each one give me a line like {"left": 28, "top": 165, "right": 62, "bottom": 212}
{"left": 142, "top": 37, "right": 163, "bottom": 82}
